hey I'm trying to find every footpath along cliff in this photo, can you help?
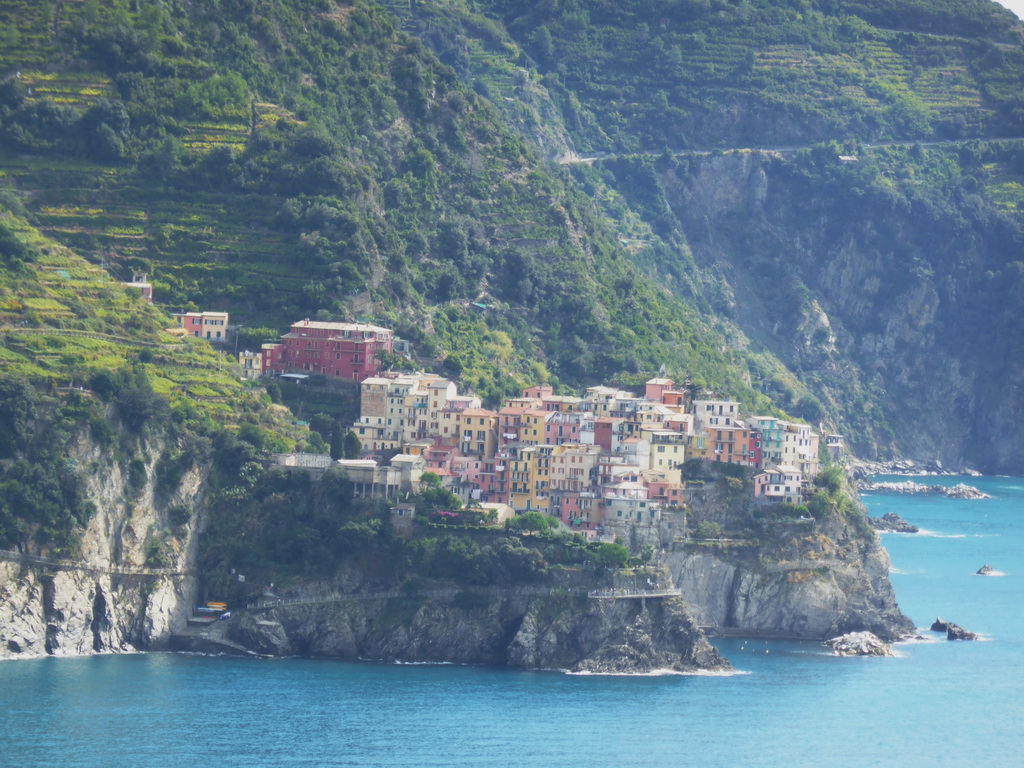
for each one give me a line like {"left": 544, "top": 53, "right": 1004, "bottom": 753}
{"left": 219, "top": 587, "right": 726, "bottom": 674}
{"left": 0, "top": 432, "right": 205, "bottom": 658}
{"left": 2, "top": 444, "right": 911, "bottom": 667}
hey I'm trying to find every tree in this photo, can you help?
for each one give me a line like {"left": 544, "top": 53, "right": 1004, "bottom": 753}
{"left": 329, "top": 423, "right": 343, "bottom": 461}
{"left": 343, "top": 430, "right": 361, "bottom": 459}
{"left": 640, "top": 543, "right": 655, "bottom": 565}
{"left": 506, "top": 511, "right": 556, "bottom": 534}
{"left": 0, "top": 374, "right": 36, "bottom": 458}
{"left": 695, "top": 520, "right": 721, "bottom": 540}
{"left": 590, "top": 541, "right": 630, "bottom": 568}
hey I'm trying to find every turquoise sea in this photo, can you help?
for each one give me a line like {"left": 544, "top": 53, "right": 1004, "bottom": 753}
{"left": 2, "top": 475, "right": 1022, "bottom": 767}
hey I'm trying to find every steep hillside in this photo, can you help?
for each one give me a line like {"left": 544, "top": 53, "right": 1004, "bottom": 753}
{"left": 455, "top": 0, "right": 1024, "bottom": 470}
{"left": 3, "top": 0, "right": 1024, "bottom": 472}
{"left": 0, "top": 0, "right": 808, "bottom": 411}
{"left": 480, "top": 0, "right": 1024, "bottom": 151}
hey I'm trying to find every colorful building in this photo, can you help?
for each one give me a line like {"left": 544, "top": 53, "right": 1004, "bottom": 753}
{"left": 173, "top": 310, "right": 229, "bottom": 342}
{"left": 261, "top": 319, "right": 393, "bottom": 381}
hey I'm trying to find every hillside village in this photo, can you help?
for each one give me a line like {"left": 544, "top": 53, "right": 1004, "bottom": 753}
{"left": 255, "top": 319, "right": 837, "bottom": 545}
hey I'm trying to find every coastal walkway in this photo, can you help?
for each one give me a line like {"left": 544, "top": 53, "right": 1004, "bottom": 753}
{"left": 0, "top": 548, "right": 188, "bottom": 579}
{"left": 246, "top": 586, "right": 682, "bottom": 612}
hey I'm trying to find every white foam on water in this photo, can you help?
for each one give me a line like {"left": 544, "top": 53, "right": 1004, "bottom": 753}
{"left": 565, "top": 667, "right": 749, "bottom": 677}
{"left": 915, "top": 528, "right": 966, "bottom": 539}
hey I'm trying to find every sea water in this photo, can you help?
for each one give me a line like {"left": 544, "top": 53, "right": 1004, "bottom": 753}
{"left": 2, "top": 475, "right": 1022, "bottom": 767}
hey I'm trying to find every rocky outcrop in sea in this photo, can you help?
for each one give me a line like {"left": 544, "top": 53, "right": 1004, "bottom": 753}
{"left": 930, "top": 617, "right": 979, "bottom": 640}
{"left": 858, "top": 481, "right": 989, "bottom": 499}
{"left": 825, "top": 631, "right": 893, "bottom": 656}
{"left": 869, "top": 512, "right": 919, "bottom": 533}
{"left": 849, "top": 459, "right": 982, "bottom": 479}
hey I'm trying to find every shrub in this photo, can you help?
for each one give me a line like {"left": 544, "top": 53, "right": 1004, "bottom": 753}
{"left": 695, "top": 520, "right": 721, "bottom": 540}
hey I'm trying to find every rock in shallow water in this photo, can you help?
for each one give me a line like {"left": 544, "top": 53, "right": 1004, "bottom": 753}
{"left": 930, "top": 617, "right": 977, "bottom": 640}
{"left": 825, "top": 631, "right": 893, "bottom": 657}
{"left": 869, "top": 512, "right": 919, "bottom": 533}
{"left": 945, "top": 623, "right": 978, "bottom": 641}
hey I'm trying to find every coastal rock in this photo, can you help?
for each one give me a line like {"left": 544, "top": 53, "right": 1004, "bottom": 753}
{"left": 227, "top": 593, "right": 729, "bottom": 674}
{"left": 946, "top": 623, "right": 978, "bottom": 641}
{"left": 931, "top": 617, "right": 949, "bottom": 632}
{"left": 230, "top": 617, "right": 293, "bottom": 656}
{"left": 666, "top": 529, "right": 914, "bottom": 642}
{"left": 0, "top": 433, "right": 205, "bottom": 660}
{"left": 858, "top": 480, "right": 989, "bottom": 499}
{"left": 825, "top": 631, "right": 893, "bottom": 657}
{"left": 869, "top": 512, "right": 919, "bottom": 533}
{"left": 946, "top": 484, "right": 990, "bottom": 500}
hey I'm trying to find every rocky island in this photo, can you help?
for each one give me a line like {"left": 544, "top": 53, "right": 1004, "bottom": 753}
{"left": 858, "top": 481, "right": 989, "bottom": 499}
{"left": 825, "top": 631, "right": 893, "bottom": 657}
{"left": 869, "top": 513, "right": 920, "bottom": 534}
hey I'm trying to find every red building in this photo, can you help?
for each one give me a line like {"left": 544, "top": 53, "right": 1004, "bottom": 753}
{"left": 261, "top": 319, "right": 394, "bottom": 381}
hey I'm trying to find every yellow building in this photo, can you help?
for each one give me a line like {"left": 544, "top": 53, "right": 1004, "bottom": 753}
{"left": 520, "top": 409, "right": 550, "bottom": 445}
{"left": 458, "top": 408, "right": 499, "bottom": 458}
{"left": 508, "top": 444, "right": 552, "bottom": 512}
{"left": 642, "top": 428, "right": 687, "bottom": 472}
{"left": 238, "top": 349, "right": 262, "bottom": 379}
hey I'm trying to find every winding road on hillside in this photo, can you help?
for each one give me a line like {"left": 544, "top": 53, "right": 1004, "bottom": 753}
{"left": 557, "top": 135, "right": 1024, "bottom": 164}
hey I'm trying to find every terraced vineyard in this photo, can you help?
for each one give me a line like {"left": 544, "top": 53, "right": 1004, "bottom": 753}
{"left": 0, "top": 208, "right": 277, "bottom": 425}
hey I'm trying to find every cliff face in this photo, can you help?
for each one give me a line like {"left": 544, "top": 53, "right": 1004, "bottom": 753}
{"left": 652, "top": 150, "right": 1024, "bottom": 472}
{"left": 666, "top": 466, "right": 914, "bottom": 642}
{"left": 0, "top": 433, "right": 204, "bottom": 659}
{"left": 225, "top": 592, "right": 726, "bottom": 674}
{"left": 666, "top": 540, "right": 911, "bottom": 642}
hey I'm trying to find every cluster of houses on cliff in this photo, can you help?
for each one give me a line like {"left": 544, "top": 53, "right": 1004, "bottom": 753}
{"left": 251, "top": 320, "right": 838, "bottom": 541}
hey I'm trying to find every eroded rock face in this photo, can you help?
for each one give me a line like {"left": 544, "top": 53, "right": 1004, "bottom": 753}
{"left": 667, "top": 536, "right": 913, "bottom": 642}
{"left": 0, "top": 434, "right": 204, "bottom": 660}
{"left": 227, "top": 595, "right": 728, "bottom": 674}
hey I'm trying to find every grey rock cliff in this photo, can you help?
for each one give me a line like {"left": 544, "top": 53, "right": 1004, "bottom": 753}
{"left": 227, "top": 593, "right": 727, "bottom": 674}
{"left": 0, "top": 433, "right": 203, "bottom": 659}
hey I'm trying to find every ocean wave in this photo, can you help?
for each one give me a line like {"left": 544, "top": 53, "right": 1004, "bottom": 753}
{"left": 914, "top": 528, "right": 966, "bottom": 539}
{"left": 903, "top": 632, "right": 941, "bottom": 644}
{"left": 976, "top": 570, "right": 1007, "bottom": 577}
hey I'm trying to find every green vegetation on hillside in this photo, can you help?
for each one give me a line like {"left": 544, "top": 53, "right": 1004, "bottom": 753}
{"left": 2, "top": 0, "right": 1023, "bottom": 470}
{"left": 0, "top": 0, "right": 798, "bottom": 411}
{"left": 478, "top": 0, "right": 1024, "bottom": 151}
{"left": 0, "top": 204, "right": 317, "bottom": 552}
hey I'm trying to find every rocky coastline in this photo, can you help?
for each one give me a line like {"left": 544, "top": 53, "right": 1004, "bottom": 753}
{"left": 212, "top": 592, "right": 728, "bottom": 674}
{"left": 858, "top": 480, "right": 989, "bottom": 499}
{"left": 848, "top": 458, "right": 982, "bottom": 478}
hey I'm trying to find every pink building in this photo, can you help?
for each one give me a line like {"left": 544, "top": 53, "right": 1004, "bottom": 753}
{"left": 172, "top": 310, "right": 229, "bottom": 342}
{"left": 261, "top": 319, "right": 393, "bottom": 381}
{"left": 645, "top": 377, "right": 674, "bottom": 401}
{"left": 523, "top": 384, "right": 554, "bottom": 399}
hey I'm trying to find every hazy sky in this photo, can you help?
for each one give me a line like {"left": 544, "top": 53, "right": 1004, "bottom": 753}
{"left": 996, "top": 0, "right": 1024, "bottom": 20}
